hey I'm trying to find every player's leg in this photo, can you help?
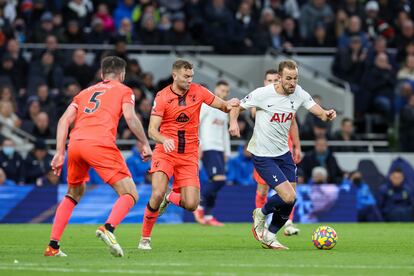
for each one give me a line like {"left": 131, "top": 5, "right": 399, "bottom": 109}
{"left": 196, "top": 151, "right": 226, "bottom": 226}
{"left": 45, "top": 143, "right": 89, "bottom": 257}
{"left": 252, "top": 154, "right": 295, "bottom": 249}
{"left": 255, "top": 168, "right": 269, "bottom": 208}
{"left": 179, "top": 185, "right": 200, "bottom": 211}
{"left": 283, "top": 182, "right": 300, "bottom": 236}
{"left": 95, "top": 175, "right": 137, "bottom": 257}
{"left": 139, "top": 170, "right": 170, "bottom": 250}
{"left": 45, "top": 184, "right": 86, "bottom": 257}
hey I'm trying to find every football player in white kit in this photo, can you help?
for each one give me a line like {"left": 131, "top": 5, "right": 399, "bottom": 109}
{"left": 193, "top": 80, "right": 231, "bottom": 226}
{"left": 229, "top": 60, "right": 336, "bottom": 249}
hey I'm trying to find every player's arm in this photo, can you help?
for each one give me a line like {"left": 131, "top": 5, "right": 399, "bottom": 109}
{"left": 51, "top": 105, "right": 77, "bottom": 176}
{"left": 289, "top": 117, "right": 301, "bottom": 164}
{"left": 122, "top": 103, "right": 152, "bottom": 161}
{"left": 228, "top": 105, "right": 246, "bottom": 137}
{"left": 148, "top": 115, "right": 175, "bottom": 152}
{"left": 309, "top": 104, "right": 336, "bottom": 122}
{"left": 209, "top": 96, "right": 240, "bottom": 113}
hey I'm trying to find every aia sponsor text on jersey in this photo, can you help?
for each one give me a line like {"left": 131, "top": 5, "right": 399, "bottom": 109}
{"left": 270, "top": 112, "right": 294, "bottom": 123}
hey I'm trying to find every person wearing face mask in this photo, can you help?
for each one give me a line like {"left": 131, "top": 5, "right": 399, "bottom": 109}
{"left": 0, "top": 138, "right": 24, "bottom": 184}
{"left": 348, "top": 170, "right": 383, "bottom": 222}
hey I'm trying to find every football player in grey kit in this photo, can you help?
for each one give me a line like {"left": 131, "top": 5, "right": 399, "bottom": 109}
{"left": 229, "top": 60, "right": 336, "bottom": 249}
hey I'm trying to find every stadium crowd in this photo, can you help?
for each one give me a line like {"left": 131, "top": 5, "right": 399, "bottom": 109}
{"left": 0, "top": 0, "right": 413, "bottom": 221}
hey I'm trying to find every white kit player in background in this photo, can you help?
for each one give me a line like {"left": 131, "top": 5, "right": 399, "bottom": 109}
{"left": 229, "top": 60, "right": 336, "bottom": 250}
{"left": 194, "top": 80, "right": 231, "bottom": 226}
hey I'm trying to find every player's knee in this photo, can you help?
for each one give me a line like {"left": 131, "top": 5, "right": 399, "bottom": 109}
{"left": 284, "top": 191, "right": 296, "bottom": 205}
{"left": 151, "top": 191, "right": 166, "bottom": 204}
{"left": 181, "top": 198, "right": 199, "bottom": 211}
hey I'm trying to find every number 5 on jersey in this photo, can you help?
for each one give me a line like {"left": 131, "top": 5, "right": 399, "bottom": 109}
{"left": 85, "top": 91, "right": 105, "bottom": 114}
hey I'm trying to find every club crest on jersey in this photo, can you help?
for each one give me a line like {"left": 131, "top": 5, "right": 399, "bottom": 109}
{"left": 176, "top": 112, "right": 190, "bottom": 122}
{"left": 270, "top": 112, "right": 293, "bottom": 123}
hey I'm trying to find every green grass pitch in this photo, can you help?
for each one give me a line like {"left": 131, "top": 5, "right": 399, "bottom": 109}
{"left": 0, "top": 223, "right": 413, "bottom": 275}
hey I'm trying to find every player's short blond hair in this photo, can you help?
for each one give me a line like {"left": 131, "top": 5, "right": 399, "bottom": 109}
{"left": 278, "top": 60, "right": 298, "bottom": 74}
{"left": 172, "top": 60, "right": 193, "bottom": 71}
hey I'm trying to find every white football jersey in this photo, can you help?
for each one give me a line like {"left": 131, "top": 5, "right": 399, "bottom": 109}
{"left": 199, "top": 103, "right": 231, "bottom": 156}
{"left": 240, "top": 83, "right": 316, "bottom": 157}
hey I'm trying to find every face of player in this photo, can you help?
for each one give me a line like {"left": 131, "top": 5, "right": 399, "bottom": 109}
{"left": 215, "top": 84, "right": 230, "bottom": 100}
{"left": 279, "top": 68, "right": 298, "bottom": 95}
{"left": 264, "top": 73, "right": 279, "bottom": 86}
{"left": 173, "top": 68, "right": 194, "bottom": 92}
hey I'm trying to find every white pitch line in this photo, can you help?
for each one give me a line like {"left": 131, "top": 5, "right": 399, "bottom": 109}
{"left": 1, "top": 262, "right": 413, "bottom": 271}
{"left": 0, "top": 266, "right": 317, "bottom": 276}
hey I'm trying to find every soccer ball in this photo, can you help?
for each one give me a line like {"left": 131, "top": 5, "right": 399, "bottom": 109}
{"left": 312, "top": 226, "right": 337, "bottom": 250}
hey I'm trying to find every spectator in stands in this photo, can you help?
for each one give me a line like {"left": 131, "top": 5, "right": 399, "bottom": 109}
{"left": 94, "top": 3, "right": 115, "bottom": 33}
{"left": 28, "top": 112, "right": 55, "bottom": 139}
{"left": 62, "top": 20, "right": 85, "bottom": 44}
{"left": 336, "top": 0, "right": 364, "bottom": 18}
{"left": 400, "top": 94, "right": 414, "bottom": 152}
{"left": 397, "top": 40, "right": 414, "bottom": 65}
{"left": 117, "top": 18, "right": 137, "bottom": 44}
{"left": 299, "top": 0, "right": 334, "bottom": 40}
{"left": 338, "top": 15, "right": 370, "bottom": 49}
{"left": 30, "top": 11, "right": 59, "bottom": 43}
{"left": 21, "top": 139, "right": 53, "bottom": 185}
{"left": 378, "top": 168, "right": 414, "bottom": 221}
{"left": 56, "top": 80, "right": 81, "bottom": 118}
{"left": 163, "top": 13, "right": 193, "bottom": 45}
{"left": 362, "top": 0, "right": 395, "bottom": 44}
{"left": 334, "top": 9, "right": 348, "bottom": 39}
{"left": 397, "top": 55, "right": 414, "bottom": 81}
{"left": 126, "top": 145, "right": 151, "bottom": 185}
{"left": 366, "top": 35, "right": 397, "bottom": 70}
{"left": 0, "top": 54, "right": 21, "bottom": 92}
{"left": 6, "top": 39, "right": 28, "bottom": 88}
{"left": 28, "top": 51, "right": 64, "bottom": 91}
{"left": 266, "top": 19, "right": 286, "bottom": 52}
{"left": 331, "top": 118, "right": 361, "bottom": 152}
{"left": 282, "top": 17, "right": 302, "bottom": 47}
{"left": 64, "top": 49, "right": 95, "bottom": 89}
{"left": 348, "top": 170, "right": 383, "bottom": 222}
{"left": 299, "top": 137, "right": 343, "bottom": 184}
{"left": 138, "top": 14, "right": 161, "bottom": 45}
{"left": 62, "top": 0, "right": 93, "bottom": 28}
{"left": 125, "top": 59, "right": 143, "bottom": 84}
{"left": 0, "top": 101, "right": 22, "bottom": 138}
{"left": 21, "top": 97, "right": 40, "bottom": 131}
{"left": 227, "top": 145, "right": 254, "bottom": 186}
{"left": 395, "top": 19, "right": 414, "bottom": 55}
{"left": 36, "top": 84, "right": 56, "bottom": 120}
{"left": 0, "top": 86, "right": 17, "bottom": 112}
{"left": 309, "top": 166, "right": 328, "bottom": 184}
{"left": 0, "top": 167, "right": 16, "bottom": 186}
{"left": 332, "top": 35, "right": 367, "bottom": 93}
{"left": 12, "top": 18, "right": 27, "bottom": 43}
{"left": 362, "top": 52, "right": 396, "bottom": 117}
{"left": 203, "top": 0, "right": 237, "bottom": 53}
{"left": 306, "top": 22, "right": 335, "bottom": 47}
{"left": 113, "top": 0, "right": 137, "bottom": 30}
{"left": 87, "top": 17, "right": 111, "bottom": 45}
{"left": 0, "top": 138, "right": 23, "bottom": 184}
{"left": 141, "top": 72, "right": 156, "bottom": 99}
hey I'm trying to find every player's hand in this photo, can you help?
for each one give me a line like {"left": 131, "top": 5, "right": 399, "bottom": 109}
{"left": 51, "top": 152, "right": 64, "bottom": 176}
{"left": 229, "top": 121, "right": 240, "bottom": 137}
{"left": 292, "top": 147, "right": 302, "bottom": 164}
{"left": 138, "top": 142, "right": 152, "bottom": 162}
{"left": 226, "top": 98, "right": 240, "bottom": 111}
{"left": 326, "top": 109, "right": 336, "bottom": 121}
{"left": 163, "top": 138, "right": 175, "bottom": 153}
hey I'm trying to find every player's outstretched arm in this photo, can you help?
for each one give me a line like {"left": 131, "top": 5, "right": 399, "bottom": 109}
{"left": 148, "top": 115, "right": 175, "bottom": 153}
{"left": 122, "top": 103, "right": 152, "bottom": 161}
{"left": 309, "top": 104, "right": 337, "bottom": 122}
{"left": 209, "top": 96, "right": 240, "bottom": 113}
{"left": 51, "top": 105, "right": 77, "bottom": 176}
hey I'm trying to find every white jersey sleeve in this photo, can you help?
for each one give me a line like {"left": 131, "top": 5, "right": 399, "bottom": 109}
{"left": 297, "top": 86, "right": 316, "bottom": 110}
{"left": 240, "top": 88, "right": 262, "bottom": 110}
